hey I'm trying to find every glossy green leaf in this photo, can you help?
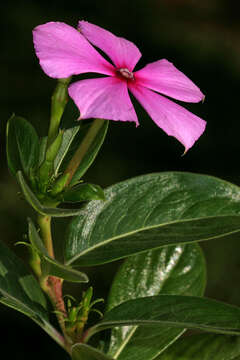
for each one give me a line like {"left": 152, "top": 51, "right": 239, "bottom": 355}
{"left": 54, "top": 125, "right": 80, "bottom": 176}
{"left": 65, "top": 172, "right": 240, "bottom": 267}
{"left": 72, "top": 344, "right": 114, "bottom": 360}
{"left": 62, "top": 183, "right": 105, "bottom": 203}
{"left": 17, "top": 171, "right": 83, "bottom": 217}
{"left": 107, "top": 244, "right": 206, "bottom": 360}
{"left": 68, "top": 120, "right": 109, "bottom": 186}
{"left": 28, "top": 218, "right": 88, "bottom": 283}
{"left": 0, "top": 240, "right": 63, "bottom": 348}
{"left": 86, "top": 295, "right": 240, "bottom": 341}
{"left": 157, "top": 333, "right": 240, "bottom": 360}
{"left": 6, "top": 115, "right": 39, "bottom": 176}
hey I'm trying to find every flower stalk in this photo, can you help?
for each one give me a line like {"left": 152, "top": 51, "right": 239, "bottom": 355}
{"left": 64, "top": 118, "right": 105, "bottom": 186}
{"left": 48, "top": 77, "right": 71, "bottom": 146}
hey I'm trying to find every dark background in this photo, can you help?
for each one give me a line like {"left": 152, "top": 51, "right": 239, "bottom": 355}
{"left": 2, "top": 0, "right": 240, "bottom": 358}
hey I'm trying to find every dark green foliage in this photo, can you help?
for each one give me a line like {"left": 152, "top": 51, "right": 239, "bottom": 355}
{"left": 65, "top": 172, "right": 240, "bottom": 266}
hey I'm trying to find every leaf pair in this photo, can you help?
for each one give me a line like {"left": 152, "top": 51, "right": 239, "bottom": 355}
{"left": 71, "top": 244, "right": 240, "bottom": 360}
{"left": 7, "top": 115, "right": 108, "bottom": 183}
{"left": 64, "top": 171, "right": 240, "bottom": 359}
{"left": 7, "top": 115, "right": 108, "bottom": 213}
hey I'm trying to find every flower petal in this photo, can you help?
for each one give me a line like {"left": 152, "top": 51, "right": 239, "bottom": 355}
{"left": 129, "top": 83, "right": 206, "bottom": 151}
{"left": 134, "top": 59, "right": 204, "bottom": 103}
{"left": 68, "top": 77, "right": 138, "bottom": 124}
{"left": 78, "top": 21, "right": 141, "bottom": 71}
{"left": 33, "top": 22, "right": 115, "bottom": 78}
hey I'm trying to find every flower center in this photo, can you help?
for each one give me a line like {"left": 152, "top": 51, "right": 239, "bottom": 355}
{"left": 116, "top": 68, "right": 135, "bottom": 81}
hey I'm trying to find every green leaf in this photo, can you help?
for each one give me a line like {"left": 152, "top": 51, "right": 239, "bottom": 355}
{"left": 38, "top": 137, "right": 48, "bottom": 167}
{"left": 0, "top": 240, "right": 63, "bottom": 348}
{"left": 62, "top": 183, "right": 105, "bottom": 203}
{"left": 28, "top": 218, "right": 88, "bottom": 283}
{"left": 38, "top": 130, "right": 64, "bottom": 192}
{"left": 87, "top": 295, "right": 240, "bottom": 341}
{"left": 6, "top": 115, "right": 39, "bottom": 176}
{"left": 72, "top": 344, "right": 114, "bottom": 360}
{"left": 107, "top": 244, "right": 206, "bottom": 360}
{"left": 53, "top": 125, "right": 80, "bottom": 176}
{"left": 157, "top": 333, "right": 240, "bottom": 360}
{"left": 65, "top": 172, "right": 240, "bottom": 267}
{"left": 17, "top": 171, "right": 84, "bottom": 217}
{"left": 67, "top": 120, "right": 109, "bottom": 186}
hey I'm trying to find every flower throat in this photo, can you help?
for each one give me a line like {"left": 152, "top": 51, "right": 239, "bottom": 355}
{"left": 116, "top": 68, "right": 135, "bottom": 81}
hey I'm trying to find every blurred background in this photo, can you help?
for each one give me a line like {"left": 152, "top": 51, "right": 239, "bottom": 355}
{"left": 2, "top": 0, "right": 240, "bottom": 358}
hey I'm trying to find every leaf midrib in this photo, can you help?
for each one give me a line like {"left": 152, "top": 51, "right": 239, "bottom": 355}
{"left": 66, "top": 214, "right": 240, "bottom": 265}
{"left": 96, "top": 319, "right": 240, "bottom": 336}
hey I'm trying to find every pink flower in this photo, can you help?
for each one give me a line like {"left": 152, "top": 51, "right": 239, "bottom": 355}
{"left": 33, "top": 21, "right": 206, "bottom": 151}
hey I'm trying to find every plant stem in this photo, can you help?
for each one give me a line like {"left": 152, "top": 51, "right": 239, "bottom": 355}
{"left": 38, "top": 214, "right": 55, "bottom": 258}
{"left": 48, "top": 77, "right": 71, "bottom": 146}
{"left": 64, "top": 118, "right": 105, "bottom": 186}
{"left": 42, "top": 276, "right": 71, "bottom": 351}
{"left": 37, "top": 214, "right": 72, "bottom": 352}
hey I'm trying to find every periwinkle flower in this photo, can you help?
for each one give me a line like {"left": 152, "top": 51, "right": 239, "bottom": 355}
{"left": 33, "top": 21, "right": 206, "bottom": 151}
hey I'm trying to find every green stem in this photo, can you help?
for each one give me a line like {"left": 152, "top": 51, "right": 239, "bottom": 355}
{"left": 48, "top": 77, "right": 71, "bottom": 146}
{"left": 37, "top": 214, "right": 55, "bottom": 258}
{"left": 64, "top": 118, "right": 105, "bottom": 186}
{"left": 37, "top": 214, "right": 72, "bottom": 351}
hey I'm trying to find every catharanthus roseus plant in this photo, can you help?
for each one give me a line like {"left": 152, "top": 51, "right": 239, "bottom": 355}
{"left": 3, "top": 20, "right": 240, "bottom": 360}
